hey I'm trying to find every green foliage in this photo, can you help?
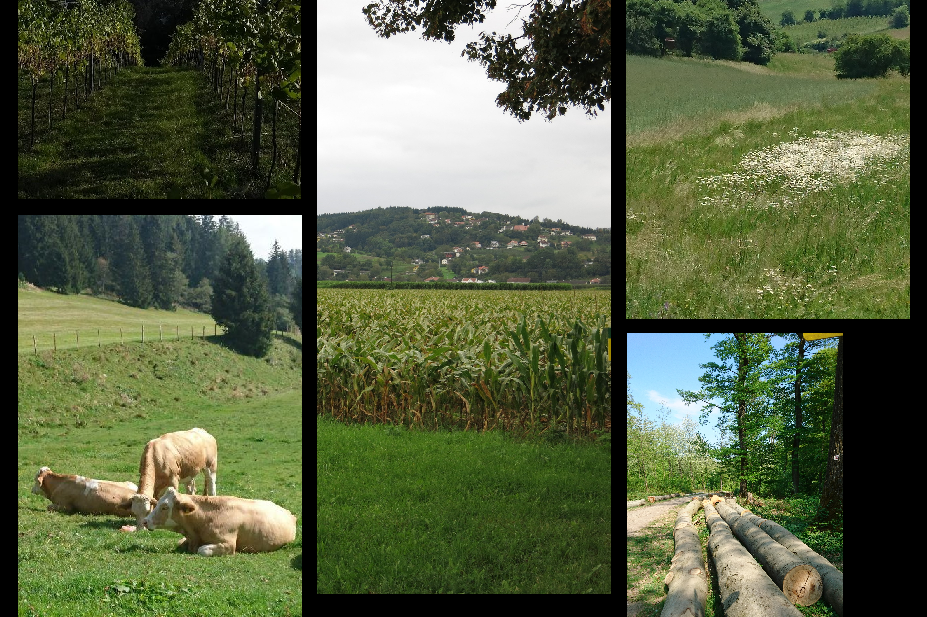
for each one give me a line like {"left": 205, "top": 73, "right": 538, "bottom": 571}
{"left": 736, "top": 1, "right": 776, "bottom": 65}
{"left": 628, "top": 0, "right": 774, "bottom": 65}
{"left": 891, "top": 5, "right": 909, "bottom": 28}
{"left": 211, "top": 235, "right": 274, "bottom": 357}
{"left": 834, "top": 33, "right": 907, "bottom": 78}
{"left": 319, "top": 290, "right": 611, "bottom": 426}
{"left": 365, "top": 0, "right": 610, "bottom": 122}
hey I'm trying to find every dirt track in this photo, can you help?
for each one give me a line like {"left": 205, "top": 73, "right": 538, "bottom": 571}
{"left": 627, "top": 494, "right": 708, "bottom": 617}
{"left": 627, "top": 494, "right": 703, "bottom": 537}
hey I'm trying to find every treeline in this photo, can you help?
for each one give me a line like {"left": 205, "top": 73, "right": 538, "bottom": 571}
{"left": 627, "top": 395, "right": 719, "bottom": 496}
{"left": 321, "top": 281, "right": 572, "bottom": 291}
{"left": 779, "top": 0, "right": 910, "bottom": 26}
{"left": 18, "top": 215, "right": 301, "bottom": 320}
{"left": 626, "top": 0, "right": 778, "bottom": 65}
{"left": 628, "top": 334, "right": 842, "bottom": 506}
{"left": 626, "top": 0, "right": 910, "bottom": 79}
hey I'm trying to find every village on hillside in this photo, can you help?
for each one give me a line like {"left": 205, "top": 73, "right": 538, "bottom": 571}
{"left": 317, "top": 210, "right": 611, "bottom": 284}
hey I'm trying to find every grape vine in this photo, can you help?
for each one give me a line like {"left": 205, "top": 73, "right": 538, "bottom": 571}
{"left": 18, "top": 0, "right": 142, "bottom": 147}
{"left": 165, "top": 0, "right": 301, "bottom": 198}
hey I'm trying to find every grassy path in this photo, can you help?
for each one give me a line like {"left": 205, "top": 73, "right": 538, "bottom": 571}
{"left": 19, "top": 66, "right": 262, "bottom": 198}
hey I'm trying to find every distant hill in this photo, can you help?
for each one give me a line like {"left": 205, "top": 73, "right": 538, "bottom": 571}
{"left": 317, "top": 207, "right": 611, "bottom": 283}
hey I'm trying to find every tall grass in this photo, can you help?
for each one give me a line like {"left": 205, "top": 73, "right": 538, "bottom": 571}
{"left": 626, "top": 53, "right": 909, "bottom": 318}
{"left": 317, "top": 290, "right": 611, "bottom": 436}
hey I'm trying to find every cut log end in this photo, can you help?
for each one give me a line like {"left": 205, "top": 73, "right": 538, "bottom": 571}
{"left": 783, "top": 564, "right": 824, "bottom": 606}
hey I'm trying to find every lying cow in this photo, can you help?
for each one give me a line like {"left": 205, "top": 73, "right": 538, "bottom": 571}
{"left": 142, "top": 487, "right": 297, "bottom": 556}
{"left": 32, "top": 467, "right": 138, "bottom": 518}
{"left": 127, "top": 427, "right": 218, "bottom": 527}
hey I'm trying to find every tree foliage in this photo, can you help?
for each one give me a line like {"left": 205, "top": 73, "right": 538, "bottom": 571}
{"left": 834, "top": 33, "right": 909, "bottom": 78}
{"left": 361, "top": 0, "right": 610, "bottom": 122}
{"left": 628, "top": 334, "right": 841, "bottom": 503}
{"left": 626, "top": 0, "right": 775, "bottom": 65}
{"left": 211, "top": 235, "right": 275, "bottom": 358}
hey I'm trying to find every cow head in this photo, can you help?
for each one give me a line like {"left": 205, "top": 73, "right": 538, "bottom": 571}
{"left": 130, "top": 493, "right": 159, "bottom": 527}
{"left": 31, "top": 467, "right": 52, "bottom": 494}
{"left": 142, "top": 487, "right": 188, "bottom": 530}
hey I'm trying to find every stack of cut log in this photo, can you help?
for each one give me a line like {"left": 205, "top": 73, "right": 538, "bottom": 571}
{"left": 666, "top": 495, "right": 843, "bottom": 617}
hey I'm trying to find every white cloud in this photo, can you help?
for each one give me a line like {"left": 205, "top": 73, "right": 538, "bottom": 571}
{"left": 646, "top": 390, "right": 703, "bottom": 422}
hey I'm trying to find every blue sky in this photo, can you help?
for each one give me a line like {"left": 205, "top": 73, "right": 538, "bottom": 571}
{"left": 626, "top": 333, "right": 814, "bottom": 449}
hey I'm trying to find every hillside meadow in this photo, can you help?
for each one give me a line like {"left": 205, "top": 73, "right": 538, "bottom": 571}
{"left": 626, "top": 51, "right": 910, "bottom": 318}
{"left": 19, "top": 293, "right": 303, "bottom": 616}
{"left": 18, "top": 286, "right": 221, "bottom": 352}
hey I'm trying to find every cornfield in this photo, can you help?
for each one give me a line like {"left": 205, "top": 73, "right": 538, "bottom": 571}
{"left": 317, "top": 289, "right": 611, "bottom": 436}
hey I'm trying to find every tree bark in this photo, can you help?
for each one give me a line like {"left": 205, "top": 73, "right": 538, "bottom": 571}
{"left": 703, "top": 499, "right": 802, "bottom": 617}
{"left": 715, "top": 501, "right": 823, "bottom": 606}
{"left": 725, "top": 501, "right": 843, "bottom": 617}
{"left": 818, "top": 335, "right": 843, "bottom": 525}
{"left": 661, "top": 499, "right": 707, "bottom": 617}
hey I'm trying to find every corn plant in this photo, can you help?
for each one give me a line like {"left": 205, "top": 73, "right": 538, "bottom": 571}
{"left": 317, "top": 289, "right": 611, "bottom": 437}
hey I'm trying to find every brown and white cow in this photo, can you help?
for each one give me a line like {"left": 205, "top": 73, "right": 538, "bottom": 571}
{"left": 141, "top": 487, "right": 297, "bottom": 556}
{"left": 127, "top": 428, "right": 218, "bottom": 527}
{"left": 32, "top": 467, "right": 138, "bottom": 518}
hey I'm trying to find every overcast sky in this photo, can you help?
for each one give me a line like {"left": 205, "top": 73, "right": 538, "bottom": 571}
{"left": 317, "top": 1, "right": 611, "bottom": 229}
{"left": 225, "top": 215, "right": 302, "bottom": 259}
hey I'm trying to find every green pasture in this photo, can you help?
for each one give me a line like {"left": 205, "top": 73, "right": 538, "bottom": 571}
{"left": 626, "top": 52, "right": 910, "bottom": 318}
{"left": 625, "top": 53, "right": 875, "bottom": 140}
{"left": 18, "top": 332, "right": 303, "bottom": 616}
{"left": 316, "top": 415, "right": 611, "bottom": 594}
{"left": 18, "top": 286, "right": 221, "bottom": 353}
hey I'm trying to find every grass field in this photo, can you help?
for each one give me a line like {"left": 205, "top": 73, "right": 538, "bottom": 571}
{"left": 316, "top": 415, "right": 611, "bottom": 593}
{"left": 18, "top": 297, "right": 303, "bottom": 615}
{"left": 18, "top": 286, "right": 221, "bottom": 353}
{"left": 626, "top": 50, "right": 910, "bottom": 318}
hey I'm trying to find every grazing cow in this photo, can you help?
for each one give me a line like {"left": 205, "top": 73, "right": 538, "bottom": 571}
{"left": 127, "top": 428, "right": 218, "bottom": 527}
{"left": 32, "top": 467, "right": 138, "bottom": 518}
{"left": 142, "top": 487, "right": 297, "bottom": 556}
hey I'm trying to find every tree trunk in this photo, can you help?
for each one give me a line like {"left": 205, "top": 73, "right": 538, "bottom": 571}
{"left": 703, "top": 499, "right": 803, "bottom": 617}
{"left": 726, "top": 501, "right": 843, "bottom": 617}
{"left": 818, "top": 335, "right": 843, "bottom": 525}
{"left": 661, "top": 499, "right": 707, "bottom": 617}
{"left": 715, "top": 501, "right": 823, "bottom": 606}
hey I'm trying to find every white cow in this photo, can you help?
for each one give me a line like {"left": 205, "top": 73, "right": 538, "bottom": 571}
{"left": 128, "top": 428, "right": 218, "bottom": 527}
{"left": 32, "top": 467, "right": 138, "bottom": 518}
{"left": 142, "top": 487, "right": 297, "bottom": 556}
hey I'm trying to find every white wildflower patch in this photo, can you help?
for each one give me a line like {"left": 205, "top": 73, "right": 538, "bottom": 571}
{"left": 696, "top": 130, "right": 910, "bottom": 209}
